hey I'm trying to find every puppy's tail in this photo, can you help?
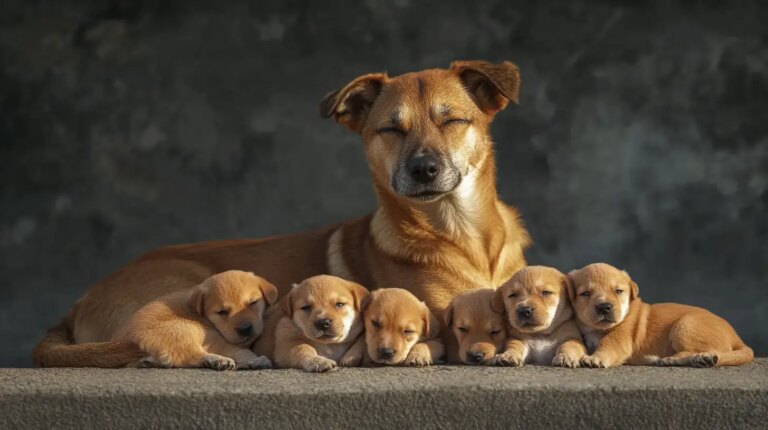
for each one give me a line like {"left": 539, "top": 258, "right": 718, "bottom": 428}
{"left": 32, "top": 311, "right": 144, "bottom": 368}
{"left": 716, "top": 344, "right": 754, "bottom": 367}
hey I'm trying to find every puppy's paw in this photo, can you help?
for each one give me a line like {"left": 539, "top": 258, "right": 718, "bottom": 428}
{"left": 338, "top": 352, "right": 363, "bottom": 367}
{"left": 240, "top": 355, "right": 272, "bottom": 370}
{"left": 403, "top": 344, "right": 432, "bottom": 367}
{"left": 491, "top": 351, "right": 524, "bottom": 367}
{"left": 203, "top": 354, "right": 237, "bottom": 371}
{"left": 691, "top": 353, "right": 719, "bottom": 368}
{"left": 552, "top": 353, "right": 580, "bottom": 368}
{"left": 580, "top": 354, "right": 610, "bottom": 368}
{"left": 303, "top": 356, "right": 338, "bottom": 373}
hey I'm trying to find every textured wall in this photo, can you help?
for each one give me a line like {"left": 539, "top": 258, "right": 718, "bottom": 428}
{"left": 1, "top": 0, "right": 766, "bottom": 366}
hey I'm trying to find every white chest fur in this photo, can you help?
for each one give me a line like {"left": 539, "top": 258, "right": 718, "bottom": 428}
{"left": 314, "top": 341, "right": 352, "bottom": 362}
{"left": 583, "top": 331, "right": 601, "bottom": 354}
{"left": 524, "top": 337, "right": 559, "bottom": 365}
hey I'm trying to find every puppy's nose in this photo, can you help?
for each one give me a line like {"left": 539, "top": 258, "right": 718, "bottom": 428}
{"left": 407, "top": 155, "right": 440, "bottom": 184}
{"left": 236, "top": 323, "right": 253, "bottom": 337}
{"left": 467, "top": 351, "right": 485, "bottom": 363}
{"left": 378, "top": 347, "right": 395, "bottom": 360}
{"left": 596, "top": 303, "right": 613, "bottom": 315}
{"left": 314, "top": 318, "right": 332, "bottom": 330}
{"left": 516, "top": 306, "right": 533, "bottom": 319}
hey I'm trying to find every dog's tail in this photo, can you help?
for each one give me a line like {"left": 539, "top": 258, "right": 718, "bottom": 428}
{"left": 32, "top": 311, "right": 144, "bottom": 368}
{"left": 716, "top": 344, "right": 754, "bottom": 367}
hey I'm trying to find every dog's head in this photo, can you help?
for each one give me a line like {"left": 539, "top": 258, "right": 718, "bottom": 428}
{"left": 492, "top": 266, "right": 572, "bottom": 334}
{"left": 188, "top": 270, "right": 279, "bottom": 346}
{"left": 320, "top": 60, "right": 520, "bottom": 203}
{"left": 281, "top": 275, "right": 369, "bottom": 344}
{"left": 566, "top": 263, "right": 639, "bottom": 330}
{"left": 444, "top": 288, "right": 506, "bottom": 365}
{"left": 362, "top": 288, "right": 439, "bottom": 365}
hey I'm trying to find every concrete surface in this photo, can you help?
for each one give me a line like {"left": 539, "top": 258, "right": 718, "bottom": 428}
{"left": 3, "top": 1, "right": 768, "bottom": 367}
{"left": 2, "top": 360, "right": 767, "bottom": 429}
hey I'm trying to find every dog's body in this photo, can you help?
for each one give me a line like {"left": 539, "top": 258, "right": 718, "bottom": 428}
{"left": 569, "top": 263, "right": 753, "bottom": 368}
{"left": 113, "top": 270, "right": 276, "bottom": 370}
{"left": 267, "top": 275, "right": 369, "bottom": 372}
{"left": 492, "top": 266, "right": 586, "bottom": 367}
{"left": 34, "top": 60, "right": 530, "bottom": 367}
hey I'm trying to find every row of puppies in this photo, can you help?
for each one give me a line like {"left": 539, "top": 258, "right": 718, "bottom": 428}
{"left": 116, "top": 263, "right": 752, "bottom": 371}
{"left": 449, "top": 264, "right": 753, "bottom": 368}
{"left": 116, "top": 271, "right": 442, "bottom": 371}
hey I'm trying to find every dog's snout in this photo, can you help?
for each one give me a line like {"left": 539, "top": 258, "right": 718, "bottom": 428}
{"left": 467, "top": 351, "right": 485, "bottom": 363}
{"left": 378, "top": 347, "right": 395, "bottom": 360}
{"left": 517, "top": 306, "right": 534, "bottom": 319}
{"left": 236, "top": 323, "right": 253, "bottom": 337}
{"left": 596, "top": 303, "right": 613, "bottom": 315}
{"left": 314, "top": 318, "right": 332, "bottom": 330}
{"left": 407, "top": 155, "right": 440, "bottom": 184}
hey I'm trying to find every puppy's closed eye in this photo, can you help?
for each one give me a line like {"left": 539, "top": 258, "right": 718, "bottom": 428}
{"left": 216, "top": 309, "right": 229, "bottom": 316}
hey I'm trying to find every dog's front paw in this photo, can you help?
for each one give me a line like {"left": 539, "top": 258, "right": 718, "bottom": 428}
{"left": 303, "top": 356, "right": 338, "bottom": 373}
{"left": 691, "top": 353, "right": 719, "bottom": 368}
{"left": 491, "top": 351, "right": 524, "bottom": 367}
{"left": 580, "top": 354, "right": 610, "bottom": 368}
{"left": 240, "top": 355, "right": 272, "bottom": 370}
{"left": 203, "top": 354, "right": 237, "bottom": 371}
{"left": 552, "top": 353, "right": 580, "bottom": 368}
{"left": 339, "top": 351, "right": 363, "bottom": 367}
{"left": 403, "top": 344, "right": 432, "bottom": 367}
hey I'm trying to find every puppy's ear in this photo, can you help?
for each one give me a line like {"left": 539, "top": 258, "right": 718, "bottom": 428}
{"left": 451, "top": 60, "right": 520, "bottom": 115}
{"left": 442, "top": 302, "right": 454, "bottom": 327}
{"left": 626, "top": 275, "right": 640, "bottom": 301}
{"left": 188, "top": 284, "right": 207, "bottom": 316}
{"left": 421, "top": 302, "right": 441, "bottom": 340}
{"left": 347, "top": 281, "right": 370, "bottom": 312}
{"left": 491, "top": 287, "right": 506, "bottom": 314}
{"left": 280, "top": 286, "right": 296, "bottom": 318}
{"left": 563, "top": 275, "right": 576, "bottom": 303}
{"left": 258, "top": 279, "right": 279, "bottom": 307}
{"left": 320, "top": 73, "right": 388, "bottom": 133}
{"left": 360, "top": 294, "right": 373, "bottom": 314}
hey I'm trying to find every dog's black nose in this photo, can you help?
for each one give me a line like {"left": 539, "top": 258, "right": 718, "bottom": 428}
{"left": 407, "top": 155, "right": 440, "bottom": 184}
{"left": 236, "top": 323, "right": 253, "bottom": 337}
{"left": 517, "top": 306, "right": 533, "bottom": 319}
{"left": 314, "top": 318, "right": 332, "bottom": 330}
{"left": 379, "top": 347, "right": 395, "bottom": 360}
{"left": 596, "top": 303, "right": 613, "bottom": 315}
{"left": 467, "top": 351, "right": 485, "bottom": 363}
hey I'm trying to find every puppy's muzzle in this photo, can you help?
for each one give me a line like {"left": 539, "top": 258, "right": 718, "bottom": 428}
{"left": 314, "top": 318, "right": 333, "bottom": 330}
{"left": 596, "top": 303, "right": 613, "bottom": 316}
{"left": 466, "top": 351, "right": 485, "bottom": 363}
{"left": 516, "top": 306, "right": 533, "bottom": 320}
{"left": 236, "top": 323, "right": 253, "bottom": 337}
{"left": 378, "top": 347, "right": 396, "bottom": 360}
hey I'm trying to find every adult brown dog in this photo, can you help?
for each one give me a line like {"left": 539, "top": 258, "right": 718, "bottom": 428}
{"left": 569, "top": 263, "right": 753, "bottom": 368}
{"left": 33, "top": 60, "right": 531, "bottom": 367}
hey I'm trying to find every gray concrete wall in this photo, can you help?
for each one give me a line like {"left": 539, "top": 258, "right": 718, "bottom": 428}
{"left": 1, "top": 0, "right": 767, "bottom": 366}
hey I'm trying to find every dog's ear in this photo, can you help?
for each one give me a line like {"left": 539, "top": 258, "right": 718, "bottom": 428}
{"left": 624, "top": 272, "right": 640, "bottom": 301}
{"left": 258, "top": 279, "right": 279, "bottom": 307}
{"left": 188, "top": 284, "right": 207, "bottom": 316}
{"left": 563, "top": 274, "right": 576, "bottom": 303}
{"left": 491, "top": 287, "right": 506, "bottom": 314}
{"left": 420, "top": 302, "right": 441, "bottom": 340}
{"left": 451, "top": 60, "right": 520, "bottom": 115}
{"left": 347, "top": 281, "right": 370, "bottom": 312}
{"left": 280, "top": 284, "right": 298, "bottom": 318}
{"left": 442, "top": 302, "right": 454, "bottom": 327}
{"left": 320, "top": 73, "right": 388, "bottom": 133}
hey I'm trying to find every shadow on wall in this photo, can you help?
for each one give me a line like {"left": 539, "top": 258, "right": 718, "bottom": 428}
{"left": 1, "top": 0, "right": 766, "bottom": 366}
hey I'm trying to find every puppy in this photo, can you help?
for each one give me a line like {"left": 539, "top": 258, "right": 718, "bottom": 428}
{"left": 273, "top": 275, "right": 369, "bottom": 372}
{"left": 362, "top": 288, "right": 444, "bottom": 366}
{"left": 114, "top": 270, "right": 277, "bottom": 370}
{"left": 443, "top": 289, "right": 507, "bottom": 365}
{"left": 569, "top": 263, "right": 753, "bottom": 368}
{"left": 491, "top": 266, "right": 586, "bottom": 367}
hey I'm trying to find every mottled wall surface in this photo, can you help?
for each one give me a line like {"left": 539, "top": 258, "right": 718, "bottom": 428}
{"left": 1, "top": 1, "right": 767, "bottom": 366}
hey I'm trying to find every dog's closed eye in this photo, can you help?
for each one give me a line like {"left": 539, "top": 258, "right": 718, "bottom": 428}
{"left": 216, "top": 309, "right": 229, "bottom": 316}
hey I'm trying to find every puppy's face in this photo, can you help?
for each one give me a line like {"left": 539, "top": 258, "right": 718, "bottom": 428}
{"left": 321, "top": 61, "right": 520, "bottom": 204}
{"left": 444, "top": 289, "right": 506, "bottom": 364}
{"left": 362, "top": 288, "right": 438, "bottom": 365}
{"left": 567, "top": 263, "right": 639, "bottom": 330}
{"left": 281, "top": 275, "right": 369, "bottom": 344}
{"left": 493, "top": 266, "right": 572, "bottom": 334}
{"left": 189, "top": 271, "right": 279, "bottom": 346}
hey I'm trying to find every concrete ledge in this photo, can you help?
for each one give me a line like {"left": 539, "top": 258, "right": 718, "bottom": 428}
{"left": 2, "top": 360, "right": 767, "bottom": 429}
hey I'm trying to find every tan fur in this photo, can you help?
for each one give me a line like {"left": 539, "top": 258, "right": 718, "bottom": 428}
{"left": 361, "top": 288, "right": 444, "bottom": 366}
{"left": 112, "top": 271, "right": 276, "bottom": 370}
{"left": 491, "top": 266, "right": 586, "bottom": 367}
{"left": 267, "top": 275, "right": 369, "bottom": 372}
{"left": 443, "top": 289, "right": 507, "bottom": 365}
{"left": 34, "top": 60, "right": 530, "bottom": 367}
{"left": 569, "top": 263, "right": 753, "bottom": 368}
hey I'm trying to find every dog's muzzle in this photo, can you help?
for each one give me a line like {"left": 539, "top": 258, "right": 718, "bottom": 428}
{"left": 391, "top": 154, "right": 462, "bottom": 201}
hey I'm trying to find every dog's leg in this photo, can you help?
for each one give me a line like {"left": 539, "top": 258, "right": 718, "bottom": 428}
{"left": 656, "top": 351, "right": 719, "bottom": 368}
{"left": 231, "top": 349, "right": 272, "bottom": 370}
{"left": 280, "top": 343, "right": 338, "bottom": 373}
{"left": 580, "top": 330, "right": 633, "bottom": 368}
{"left": 492, "top": 339, "right": 528, "bottom": 367}
{"left": 339, "top": 336, "right": 366, "bottom": 367}
{"left": 552, "top": 322, "right": 587, "bottom": 368}
{"left": 403, "top": 339, "right": 444, "bottom": 367}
